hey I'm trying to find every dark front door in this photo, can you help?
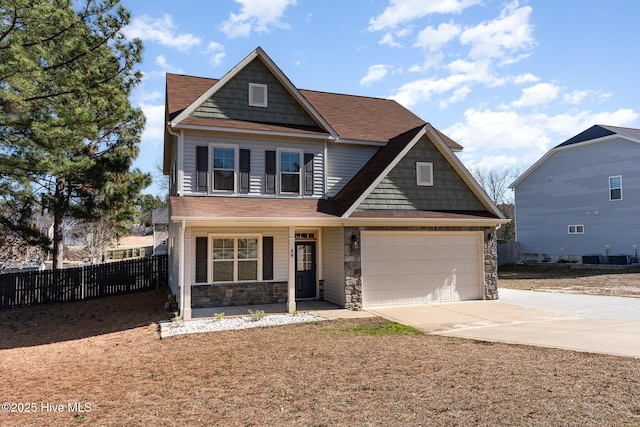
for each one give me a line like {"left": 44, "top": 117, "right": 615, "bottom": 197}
{"left": 295, "top": 242, "right": 316, "bottom": 299}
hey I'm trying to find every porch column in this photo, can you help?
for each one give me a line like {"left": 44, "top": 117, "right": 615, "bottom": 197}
{"left": 182, "top": 228, "right": 192, "bottom": 320}
{"left": 287, "top": 226, "right": 296, "bottom": 313}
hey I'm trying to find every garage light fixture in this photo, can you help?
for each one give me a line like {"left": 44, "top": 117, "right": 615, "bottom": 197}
{"left": 351, "top": 234, "right": 359, "bottom": 250}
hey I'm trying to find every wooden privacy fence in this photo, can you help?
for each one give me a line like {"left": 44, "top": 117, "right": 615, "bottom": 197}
{"left": 0, "top": 255, "right": 168, "bottom": 309}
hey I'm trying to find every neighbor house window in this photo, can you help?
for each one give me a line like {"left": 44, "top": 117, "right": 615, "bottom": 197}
{"left": 568, "top": 225, "right": 584, "bottom": 234}
{"left": 416, "top": 162, "right": 433, "bottom": 186}
{"left": 609, "top": 175, "right": 622, "bottom": 201}
{"left": 211, "top": 236, "right": 260, "bottom": 282}
{"left": 212, "top": 146, "right": 235, "bottom": 191}
{"left": 280, "top": 151, "right": 301, "bottom": 194}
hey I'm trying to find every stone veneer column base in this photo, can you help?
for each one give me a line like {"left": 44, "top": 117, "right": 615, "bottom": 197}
{"left": 191, "top": 282, "right": 288, "bottom": 308}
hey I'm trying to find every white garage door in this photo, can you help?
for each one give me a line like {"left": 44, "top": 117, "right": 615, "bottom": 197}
{"left": 361, "top": 232, "right": 483, "bottom": 306}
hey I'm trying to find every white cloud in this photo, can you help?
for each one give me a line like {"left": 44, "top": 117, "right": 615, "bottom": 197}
{"left": 459, "top": 2, "right": 534, "bottom": 63}
{"left": 391, "top": 74, "right": 468, "bottom": 108}
{"left": 448, "top": 107, "right": 640, "bottom": 171}
{"left": 439, "top": 86, "right": 471, "bottom": 109}
{"left": 123, "top": 15, "right": 201, "bottom": 52}
{"left": 562, "top": 89, "right": 613, "bottom": 105}
{"left": 369, "top": 0, "right": 481, "bottom": 31}
{"left": 415, "top": 21, "right": 461, "bottom": 51}
{"left": 219, "top": 0, "right": 297, "bottom": 38}
{"left": 155, "top": 55, "right": 183, "bottom": 74}
{"left": 513, "top": 73, "right": 540, "bottom": 84}
{"left": 139, "top": 103, "right": 165, "bottom": 147}
{"left": 512, "top": 83, "right": 561, "bottom": 107}
{"left": 379, "top": 32, "right": 402, "bottom": 47}
{"left": 360, "top": 64, "right": 392, "bottom": 86}
{"left": 135, "top": 90, "right": 163, "bottom": 103}
{"left": 205, "top": 42, "right": 226, "bottom": 67}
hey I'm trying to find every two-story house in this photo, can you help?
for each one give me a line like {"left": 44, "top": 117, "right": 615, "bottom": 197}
{"left": 511, "top": 124, "right": 640, "bottom": 264}
{"left": 164, "top": 47, "right": 507, "bottom": 319}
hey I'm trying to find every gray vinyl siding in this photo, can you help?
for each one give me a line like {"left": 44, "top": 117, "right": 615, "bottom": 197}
{"left": 188, "top": 227, "right": 290, "bottom": 286}
{"left": 358, "top": 135, "right": 485, "bottom": 211}
{"left": 322, "top": 227, "right": 345, "bottom": 306}
{"left": 191, "top": 58, "right": 318, "bottom": 128}
{"left": 181, "top": 132, "right": 325, "bottom": 197}
{"left": 515, "top": 138, "right": 640, "bottom": 259}
{"left": 326, "top": 142, "right": 378, "bottom": 196}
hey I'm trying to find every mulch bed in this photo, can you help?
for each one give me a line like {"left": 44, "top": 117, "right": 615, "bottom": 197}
{"left": 1, "top": 290, "right": 640, "bottom": 426}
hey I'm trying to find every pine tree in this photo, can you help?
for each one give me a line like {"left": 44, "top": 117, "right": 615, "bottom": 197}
{"left": 0, "top": 0, "right": 149, "bottom": 269}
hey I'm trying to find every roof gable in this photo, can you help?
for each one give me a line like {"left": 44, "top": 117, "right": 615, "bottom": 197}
{"left": 334, "top": 124, "right": 503, "bottom": 218}
{"left": 512, "top": 124, "right": 640, "bottom": 188}
{"left": 191, "top": 58, "right": 321, "bottom": 130}
{"left": 170, "top": 47, "right": 337, "bottom": 138}
{"left": 557, "top": 124, "right": 640, "bottom": 148}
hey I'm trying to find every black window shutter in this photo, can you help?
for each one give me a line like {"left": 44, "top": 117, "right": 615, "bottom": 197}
{"left": 196, "top": 146, "right": 208, "bottom": 192}
{"left": 240, "top": 149, "right": 250, "bottom": 193}
{"left": 263, "top": 236, "right": 273, "bottom": 280}
{"left": 265, "top": 150, "right": 276, "bottom": 194}
{"left": 195, "top": 237, "right": 208, "bottom": 283}
{"left": 304, "top": 153, "right": 314, "bottom": 196}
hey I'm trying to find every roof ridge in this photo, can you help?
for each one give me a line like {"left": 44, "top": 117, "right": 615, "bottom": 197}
{"left": 299, "top": 88, "right": 395, "bottom": 102}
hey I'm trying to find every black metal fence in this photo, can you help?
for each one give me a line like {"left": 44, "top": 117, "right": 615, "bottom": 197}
{"left": 0, "top": 255, "right": 168, "bottom": 309}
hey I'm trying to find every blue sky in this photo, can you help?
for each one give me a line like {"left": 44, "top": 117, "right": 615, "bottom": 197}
{"left": 119, "top": 0, "right": 640, "bottom": 196}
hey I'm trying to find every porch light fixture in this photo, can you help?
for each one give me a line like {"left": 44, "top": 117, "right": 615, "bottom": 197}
{"left": 351, "top": 234, "right": 359, "bottom": 250}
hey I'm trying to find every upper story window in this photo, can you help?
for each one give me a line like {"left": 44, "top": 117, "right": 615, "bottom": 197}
{"left": 249, "top": 83, "right": 268, "bottom": 107}
{"left": 280, "top": 151, "right": 301, "bottom": 194}
{"left": 609, "top": 175, "right": 622, "bottom": 201}
{"left": 213, "top": 147, "right": 236, "bottom": 192}
{"left": 416, "top": 162, "right": 433, "bottom": 186}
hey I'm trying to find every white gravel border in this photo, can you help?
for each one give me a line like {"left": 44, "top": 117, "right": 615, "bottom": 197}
{"left": 159, "top": 312, "right": 328, "bottom": 339}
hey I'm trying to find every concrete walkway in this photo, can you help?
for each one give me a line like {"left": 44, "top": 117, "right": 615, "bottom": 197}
{"left": 368, "top": 290, "right": 640, "bottom": 358}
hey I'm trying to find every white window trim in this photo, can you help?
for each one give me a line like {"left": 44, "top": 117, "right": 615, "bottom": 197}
{"left": 208, "top": 234, "right": 263, "bottom": 283}
{"left": 209, "top": 143, "right": 238, "bottom": 194}
{"left": 416, "top": 162, "right": 434, "bottom": 186}
{"left": 277, "top": 148, "right": 303, "bottom": 196}
{"left": 249, "top": 83, "right": 268, "bottom": 107}
{"left": 568, "top": 225, "right": 584, "bottom": 235}
{"left": 609, "top": 175, "right": 623, "bottom": 201}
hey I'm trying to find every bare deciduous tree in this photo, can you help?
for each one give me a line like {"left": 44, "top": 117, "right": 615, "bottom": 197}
{"left": 470, "top": 165, "right": 519, "bottom": 205}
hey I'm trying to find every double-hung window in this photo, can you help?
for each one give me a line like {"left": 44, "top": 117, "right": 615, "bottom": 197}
{"left": 279, "top": 150, "right": 301, "bottom": 194}
{"left": 211, "top": 236, "right": 260, "bottom": 282}
{"left": 213, "top": 147, "right": 235, "bottom": 192}
{"left": 609, "top": 175, "right": 622, "bottom": 201}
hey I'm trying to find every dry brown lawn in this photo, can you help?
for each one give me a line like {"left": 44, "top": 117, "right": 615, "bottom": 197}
{"left": 499, "top": 264, "right": 640, "bottom": 297}
{"left": 1, "top": 290, "right": 640, "bottom": 426}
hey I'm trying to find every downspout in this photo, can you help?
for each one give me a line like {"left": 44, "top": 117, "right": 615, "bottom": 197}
{"left": 166, "top": 122, "right": 183, "bottom": 196}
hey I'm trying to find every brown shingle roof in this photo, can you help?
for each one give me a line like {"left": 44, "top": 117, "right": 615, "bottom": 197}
{"left": 166, "top": 74, "right": 217, "bottom": 121}
{"left": 165, "top": 73, "right": 462, "bottom": 150}
{"left": 169, "top": 196, "right": 497, "bottom": 222}
{"left": 331, "top": 125, "right": 425, "bottom": 215}
{"left": 170, "top": 196, "right": 338, "bottom": 219}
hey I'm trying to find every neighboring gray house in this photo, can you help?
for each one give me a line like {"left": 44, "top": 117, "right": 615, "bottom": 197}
{"left": 511, "top": 125, "right": 640, "bottom": 264}
{"left": 163, "top": 47, "right": 507, "bottom": 319}
{"left": 152, "top": 205, "right": 169, "bottom": 255}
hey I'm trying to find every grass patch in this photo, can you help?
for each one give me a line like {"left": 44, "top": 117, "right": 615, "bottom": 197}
{"left": 344, "top": 321, "right": 422, "bottom": 336}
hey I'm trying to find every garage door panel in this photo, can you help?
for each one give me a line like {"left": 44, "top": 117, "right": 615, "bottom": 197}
{"left": 362, "top": 232, "right": 483, "bottom": 306}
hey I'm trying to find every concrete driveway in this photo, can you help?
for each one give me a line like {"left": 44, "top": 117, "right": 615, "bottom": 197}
{"left": 367, "top": 289, "right": 640, "bottom": 358}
